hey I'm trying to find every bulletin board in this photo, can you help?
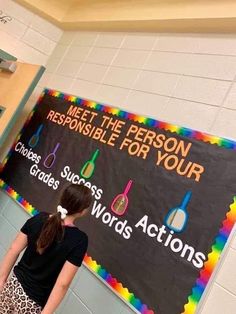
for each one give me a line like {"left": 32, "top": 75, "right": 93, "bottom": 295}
{"left": 1, "top": 88, "right": 236, "bottom": 314}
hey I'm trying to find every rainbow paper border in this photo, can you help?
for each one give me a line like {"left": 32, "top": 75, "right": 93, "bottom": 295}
{"left": 84, "top": 254, "right": 152, "bottom": 313}
{"left": 1, "top": 88, "right": 236, "bottom": 314}
{"left": 182, "top": 197, "right": 236, "bottom": 314}
{"left": 0, "top": 179, "right": 39, "bottom": 216}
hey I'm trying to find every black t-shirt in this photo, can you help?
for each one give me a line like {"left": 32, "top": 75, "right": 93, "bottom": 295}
{"left": 14, "top": 212, "right": 88, "bottom": 308}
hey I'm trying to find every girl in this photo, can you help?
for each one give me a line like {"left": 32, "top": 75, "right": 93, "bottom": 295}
{"left": 0, "top": 183, "right": 92, "bottom": 314}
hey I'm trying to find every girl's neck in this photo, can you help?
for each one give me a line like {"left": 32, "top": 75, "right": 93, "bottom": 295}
{"left": 63, "top": 215, "right": 76, "bottom": 226}
{"left": 49, "top": 213, "right": 76, "bottom": 226}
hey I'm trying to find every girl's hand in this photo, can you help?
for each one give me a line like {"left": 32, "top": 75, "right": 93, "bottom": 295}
{"left": 0, "top": 232, "right": 27, "bottom": 294}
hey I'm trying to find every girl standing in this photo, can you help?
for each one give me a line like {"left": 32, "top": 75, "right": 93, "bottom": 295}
{"left": 0, "top": 184, "right": 92, "bottom": 313}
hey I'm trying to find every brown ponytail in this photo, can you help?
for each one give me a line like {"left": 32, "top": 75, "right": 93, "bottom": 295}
{"left": 36, "top": 212, "right": 63, "bottom": 255}
{"left": 36, "top": 184, "right": 92, "bottom": 254}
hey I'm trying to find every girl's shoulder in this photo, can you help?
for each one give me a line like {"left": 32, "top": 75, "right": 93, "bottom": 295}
{"left": 31, "top": 211, "right": 49, "bottom": 223}
{"left": 65, "top": 226, "right": 88, "bottom": 242}
{"left": 21, "top": 212, "right": 48, "bottom": 234}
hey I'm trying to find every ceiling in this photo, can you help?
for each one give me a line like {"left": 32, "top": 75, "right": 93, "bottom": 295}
{"left": 15, "top": 0, "right": 236, "bottom": 32}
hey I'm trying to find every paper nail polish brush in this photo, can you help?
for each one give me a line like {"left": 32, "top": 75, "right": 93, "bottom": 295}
{"left": 80, "top": 149, "right": 99, "bottom": 179}
{"left": 28, "top": 124, "right": 43, "bottom": 148}
{"left": 111, "top": 180, "right": 133, "bottom": 216}
{"left": 43, "top": 143, "right": 60, "bottom": 169}
{"left": 164, "top": 191, "right": 192, "bottom": 233}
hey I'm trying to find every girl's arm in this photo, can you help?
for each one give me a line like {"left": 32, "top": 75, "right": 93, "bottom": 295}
{"left": 41, "top": 261, "right": 78, "bottom": 314}
{"left": 0, "top": 232, "right": 28, "bottom": 291}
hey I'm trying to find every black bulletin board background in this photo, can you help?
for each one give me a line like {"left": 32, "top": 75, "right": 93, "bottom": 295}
{"left": 1, "top": 91, "right": 236, "bottom": 314}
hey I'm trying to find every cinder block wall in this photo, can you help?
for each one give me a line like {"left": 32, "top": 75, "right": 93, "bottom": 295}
{"left": 1, "top": 1, "right": 236, "bottom": 313}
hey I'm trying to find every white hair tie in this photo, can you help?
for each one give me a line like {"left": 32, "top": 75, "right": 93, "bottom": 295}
{"left": 57, "top": 205, "right": 68, "bottom": 220}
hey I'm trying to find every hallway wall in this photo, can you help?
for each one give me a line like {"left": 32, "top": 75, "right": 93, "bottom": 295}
{"left": 1, "top": 1, "right": 236, "bottom": 313}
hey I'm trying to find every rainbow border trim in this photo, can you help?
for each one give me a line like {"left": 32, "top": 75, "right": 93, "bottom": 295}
{"left": 1, "top": 88, "right": 236, "bottom": 314}
{"left": 0, "top": 179, "right": 39, "bottom": 216}
{"left": 84, "top": 254, "right": 153, "bottom": 313}
{"left": 182, "top": 197, "right": 236, "bottom": 314}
